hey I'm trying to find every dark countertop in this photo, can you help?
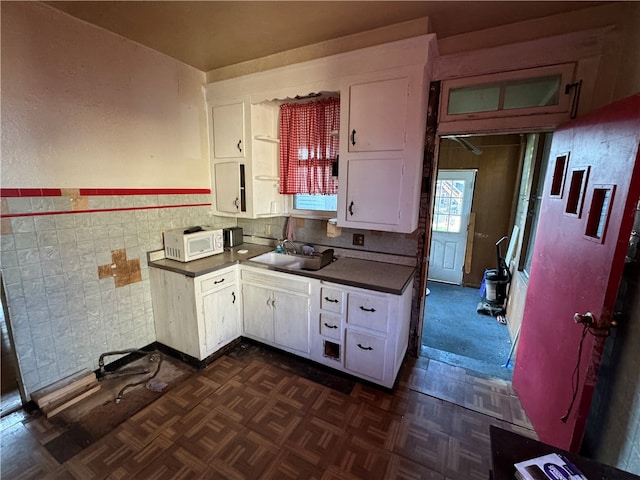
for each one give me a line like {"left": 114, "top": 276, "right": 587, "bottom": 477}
{"left": 148, "top": 244, "right": 416, "bottom": 295}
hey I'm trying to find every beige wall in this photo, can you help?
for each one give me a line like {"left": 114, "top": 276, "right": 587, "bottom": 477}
{"left": 1, "top": 2, "right": 209, "bottom": 189}
{"left": 437, "top": 2, "right": 640, "bottom": 105}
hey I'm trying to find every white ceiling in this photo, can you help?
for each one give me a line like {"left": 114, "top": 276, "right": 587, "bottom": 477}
{"left": 45, "top": 1, "right": 608, "bottom": 72}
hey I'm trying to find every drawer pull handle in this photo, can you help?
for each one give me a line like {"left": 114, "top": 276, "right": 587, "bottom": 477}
{"left": 214, "top": 278, "right": 225, "bottom": 284}
{"left": 350, "top": 129, "right": 357, "bottom": 146}
{"left": 357, "top": 343, "right": 373, "bottom": 351}
{"left": 237, "top": 139, "right": 242, "bottom": 152}
{"left": 359, "top": 306, "right": 376, "bottom": 313}
{"left": 232, "top": 291, "right": 236, "bottom": 304}
{"left": 324, "top": 297, "right": 339, "bottom": 303}
{"left": 323, "top": 323, "right": 338, "bottom": 329}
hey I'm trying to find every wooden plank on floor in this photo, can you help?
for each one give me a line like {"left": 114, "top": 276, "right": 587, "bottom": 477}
{"left": 31, "top": 369, "right": 97, "bottom": 408}
{"left": 42, "top": 384, "right": 102, "bottom": 418}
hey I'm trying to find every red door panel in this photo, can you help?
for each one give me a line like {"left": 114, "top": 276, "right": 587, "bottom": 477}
{"left": 513, "top": 94, "right": 640, "bottom": 451}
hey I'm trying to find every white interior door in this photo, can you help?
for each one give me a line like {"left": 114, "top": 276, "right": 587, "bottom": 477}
{"left": 428, "top": 169, "right": 476, "bottom": 285}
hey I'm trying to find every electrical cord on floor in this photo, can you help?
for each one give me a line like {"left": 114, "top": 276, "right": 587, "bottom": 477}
{"left": 561, "top": 324, "right": 590, "bottom": 423}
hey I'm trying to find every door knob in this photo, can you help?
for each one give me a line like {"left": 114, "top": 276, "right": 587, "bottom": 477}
{"left": 573, "top": 312, "right": 595, "bottom": 325}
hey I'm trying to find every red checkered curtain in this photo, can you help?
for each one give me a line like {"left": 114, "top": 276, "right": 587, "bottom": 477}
{"left": 279, "top": 97, "right": 340, "bottom": 195}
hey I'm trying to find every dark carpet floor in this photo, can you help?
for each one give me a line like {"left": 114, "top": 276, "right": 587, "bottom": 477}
{"left": 422, "top": 281, "right": 514, "bottom": 381}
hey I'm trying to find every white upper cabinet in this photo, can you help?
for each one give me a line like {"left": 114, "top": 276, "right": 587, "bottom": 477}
{"left": 346, "top": 77, "right": 408, "bottom": 153}
{"left": 212, "top": 102, "right": 246, "bottom": 159}
{"left": 209, "top": 99, "right": 283, "bottom": 218}
{"left": 205, "top": 35, "right": 435, "bottom": 228}
{"left": 338, "top": 67, "right": 429, "bottom": 233}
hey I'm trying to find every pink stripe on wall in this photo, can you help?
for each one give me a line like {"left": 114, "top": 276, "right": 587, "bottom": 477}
{"left": 1, "top": 188, "right": 211, "bottom": 197}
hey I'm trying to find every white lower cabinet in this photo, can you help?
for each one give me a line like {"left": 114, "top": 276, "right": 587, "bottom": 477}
{"left": 151, "top": 262, "right": 411, "bottom": 388}
{"left": 241, "top": 266, "right": 315, "bottom": 356}
{"left": 150, "top": 266, "right": 240, "bottom": 361}
{"left": 312, "top": 281, "right": 412, "bottom": 388}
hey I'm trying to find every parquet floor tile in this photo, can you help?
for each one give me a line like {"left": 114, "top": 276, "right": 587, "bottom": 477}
{"left": 209, "top": 379, "right": 270, "bottom": 425}
{"left": 164, "top": 374, "right": 222, "bottom": 410}
{"left": 175, "top": 407, "right": 244, "bottom": 460}
{"left": 64, "top": 427, "right": 137, "bottom": 479}
{"left": 385, "top": 453, "right": 447, "bottom": 479}
{"left": 462, "top": 382, "right": 513, "bottom": 423}
{"left": 275, "top": 375, "right": 329, "bottom": 410}
{"left": 207, "top": 429, "right": 281, "bottom": 479}
{"left": 393, "top": 417, "right": 450, "bottom": 473}
{"left": 246, "top": 396, "right": 305, "bottom": 444}
{"left": 259, "top": 449, "right": 326, "bottom": 479}
{"left": 201, "top": 356, "right": 246, "bottom": 384}
{"left": 3, "top": 341, "right": 537, "bottom": 480}
{"left": 347, "top": 402, "right": 401, "bottom": 450}
{"left": 107, "top": 431, "right": 174, "bottom": 479}
{"left": 283, "top": 415, "right": 347, "bottom": 467}
{"left": 328, "top": 433, "right": 393, "bottom": 480}
{"left": 403, "top": 390, "right": 455, "bottom": 434}
{"left": 445, "top": 435, "right": 491, "bottom": 480}
{"left": 232, "top": 360, "right": 294, "bottom": 396}
{"left": 310, "top": 388, "right": 361, "bottom": 429}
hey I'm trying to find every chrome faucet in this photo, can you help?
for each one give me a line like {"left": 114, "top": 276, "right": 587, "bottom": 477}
{"left": 281, "top": 239, "right": 299, "bottom": 255}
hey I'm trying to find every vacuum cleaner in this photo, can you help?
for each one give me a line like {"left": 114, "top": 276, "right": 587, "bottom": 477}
{"left": 478, "top": 236, "right": 511, "bottom": 317}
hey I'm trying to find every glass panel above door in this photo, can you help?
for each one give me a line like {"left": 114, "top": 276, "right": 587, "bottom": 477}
{"left": 503, "top": 75, "right": 561, "bottom": 110}
{"left": 448, "top": 85, "right": 500, "bottom": 114}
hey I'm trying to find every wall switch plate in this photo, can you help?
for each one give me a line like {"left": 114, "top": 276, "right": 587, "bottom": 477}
{"left": 353, "top": 233, "right": 365, "bottom": 246}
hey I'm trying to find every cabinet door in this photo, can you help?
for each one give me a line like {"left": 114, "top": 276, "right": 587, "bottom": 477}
{"left": 273, "top": 291, "right": 310, "bottom": 354}
{"left": 212, "top": 102, "right": 245, "bottom": 159}
{"left": 347, "top": 77, "right": 408, "bottom": 153}
{"left": 203, "top": 284, "right": 240, "bottom": 355}
{"left": 214, "top": 162, "right": 244, "bottom": 214}
{"left": 345, "top": 330, "right": 387, "bottom": 381}
{"left": 343, "top": 158, "right": 403, "bottom": 225}
{"left": 242, "top": 283, "right": 274, "bottom": 342}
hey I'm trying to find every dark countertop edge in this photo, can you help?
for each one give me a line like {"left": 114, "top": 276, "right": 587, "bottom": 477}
{"left": 149, "top": 247, "right": 416, "bottom": 295}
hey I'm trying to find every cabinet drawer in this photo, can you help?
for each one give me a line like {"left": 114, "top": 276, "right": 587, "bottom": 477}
{"left": 347, "top": 293, "right": 389, "bottom": 333}
{"left": 345, "top": 330, "right": 386, "bottom": 381}
{"left": 320, "top": 287, "right": 344, "bottom": 313}
{"left": 320, "top": 313, "right": 342, "bottom": 340}
{"left": 241, "top": 268, "right": 310, "bottom": 295}
{"left": 200, "top": 271, "right": 236, "bottom": 293}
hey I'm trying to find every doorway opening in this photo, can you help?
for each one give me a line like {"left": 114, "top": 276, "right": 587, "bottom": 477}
{"left": 421, "top": 133, "right": 551, "bottom": 381}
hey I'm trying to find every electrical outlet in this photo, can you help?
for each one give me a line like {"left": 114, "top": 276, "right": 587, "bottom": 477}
{"left": 353, "top": 233, "right": 365, "bottom": 246}
{"left": 265, "top": 224, "right": 271, "bottom": 235}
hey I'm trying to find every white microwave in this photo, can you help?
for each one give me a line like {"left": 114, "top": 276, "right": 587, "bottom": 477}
{"left": 163, "top": 226, "right": 224, "bottom": 262}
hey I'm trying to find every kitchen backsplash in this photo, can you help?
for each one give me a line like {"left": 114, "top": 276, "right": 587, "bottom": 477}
{"left": 238, "top": 216, "right": 419, "bottom": 265}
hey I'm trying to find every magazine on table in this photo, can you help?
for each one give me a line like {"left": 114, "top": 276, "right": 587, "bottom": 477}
{"left": 514, "top": 453, "right": 588, "bottom": 480}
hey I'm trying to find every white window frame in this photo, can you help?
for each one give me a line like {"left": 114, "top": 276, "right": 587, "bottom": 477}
{"left": 438, "top": 63, "right": 576, "bottom": 134}
{"left": 288, "top": 194, "right": 337, "bottom": 220}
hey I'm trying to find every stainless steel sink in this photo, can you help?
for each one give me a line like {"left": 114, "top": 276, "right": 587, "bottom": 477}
{"left": 248, "top": 250, "right": 334, "bottom": 271}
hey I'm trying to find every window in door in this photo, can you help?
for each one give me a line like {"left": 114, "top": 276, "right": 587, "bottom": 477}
{"left": 585, "top": 185, "right": 615, "bottom": 242}
{"left": 433, "top": 179, "right": 465, "bottom": 233}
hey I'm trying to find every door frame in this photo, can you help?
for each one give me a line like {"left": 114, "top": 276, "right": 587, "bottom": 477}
{"left": 1, "top": 273, "right": 26, "bottom": 410}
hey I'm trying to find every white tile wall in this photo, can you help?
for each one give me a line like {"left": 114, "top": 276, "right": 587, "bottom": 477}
{"left": 0, "top": 194, "right": 235, "bottom": 397}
